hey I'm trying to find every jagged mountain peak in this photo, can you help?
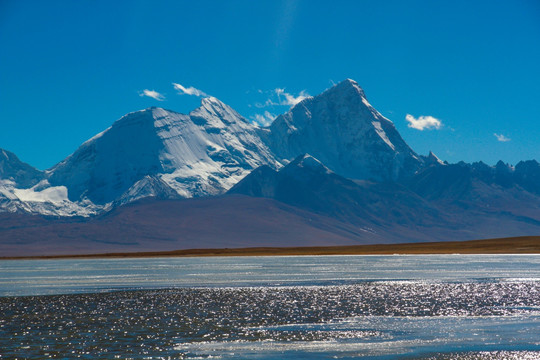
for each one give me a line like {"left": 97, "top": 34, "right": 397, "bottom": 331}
{"left": 515, "top": 160, "right": 540, "bottom": 195}
{"left": 517, "top": 159, "right": 540, "bottom": 167}
{"left": 190, "top": 96, "right": 248, "bottom": 125}
{"left": 201, "top": 96, "right": 227, "bottom": 107}
{"left": 496, "top": 160, "right": 514, "bottom": 172}
{"left": 287, "top": 154, "right": 333, "bottom": 175}
{"left": 113, "top": 174, "right": 181, "bottom": 207}
{"left": 110, "top": 100, "right": 248, "bottom": 134}
{"left": 1, "top": 148, "right": 12, "bottom": 160}
{"left": 326, "top": 78, "right": 366, "bottom": 98}
{"left": 0, "top": 148, "right": 44, "bottom": 188}
{"left": 1, "top": 148, "right": 31, "bottom": 168}
{"left": 0, "top": 148, "right": 20, "bottom": 170}
{"left": 426, "top": 151, "right": 445, "bottom": 166}
{"left": 265, "top": 78, "right": 421, "bottom": 181}
{"left": 229, "top": 153, "right": 350, "bottom": 202}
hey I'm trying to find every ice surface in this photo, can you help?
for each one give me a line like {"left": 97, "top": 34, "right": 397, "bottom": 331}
{"left": 1, "top": 255, "right": 539, "bottom": 359}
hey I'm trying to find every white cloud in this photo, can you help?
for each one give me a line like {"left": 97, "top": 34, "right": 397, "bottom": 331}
{"left": 405, "top": 114, "right": 443, "bottom": 131}
{"left": 172, "top": 83, "right": 208, "bottom": 97}
{"left": 274, "top": 88, "right": 310, "bottom": 106}
{"left": 494, "top": 133, "right": 511, "bottom": 142}
{"left": 139, "top": 89, "right": 165, "bottom": 101}
{"left": 250, "top": 111, "right": 276, "bottom": 126}
{"left": 257, "top": 88, "right": 310, "bottom": 108}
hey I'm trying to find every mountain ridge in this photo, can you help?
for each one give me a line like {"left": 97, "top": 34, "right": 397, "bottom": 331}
{"left": 0, "top": 79, "right": 539, "bottom": 255}
{"left": 3, "top": 79, "right": 536, "bottom": 216}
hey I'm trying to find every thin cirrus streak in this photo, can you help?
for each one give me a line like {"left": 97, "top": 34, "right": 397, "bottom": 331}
{"left": 139, "top": 89, "right": 165, "bottom": 101}
{"left": 172, "top": 83, "right": 208, "bottom": 97}
{"left": 494, "top": 133, "right": 511, "bottom": 142}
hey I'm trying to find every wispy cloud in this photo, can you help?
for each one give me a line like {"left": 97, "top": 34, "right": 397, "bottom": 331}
{"left": 494, "top": 133, "right": 511, "bottom": 142}
{"left": 257, "top": 88, "right": 310, "bottom": 108}
{"left": 274, "top": 88, "right": 310, "bottom": 106}
{"left": 250, "top": 111, "right": 276, "bottom": 126}
{"left": 139, "top": 89, "right": 165, "bottom": 101}
{"left": 405, "top": 114, "right": 443, "bottom": 131}
{"left": 172, "top": 83, "right": 208, "bottom": 97}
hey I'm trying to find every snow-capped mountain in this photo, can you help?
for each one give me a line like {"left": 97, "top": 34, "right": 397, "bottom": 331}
{"left": 0, "top": 78, "right": 539, "bottom": 230}
{"left": 0, "top": 149, "right": 96, "bottom": 216}
{"left": 0, "top": 79, "right": 426, "bottom": 216}
{"left": 1, "top": 78, "right": 540, "bottom": 255}
{"left": 0, "top": 149, "right": 43, "bottom": 188}
{"left": 48, "top": 98, "right": 280, "bottom": 205}
{"left": 421, "top": 151, "right": 446, "bottom": 167}
{"left": 262, "top": 79, "right": 422, "bottom": 181}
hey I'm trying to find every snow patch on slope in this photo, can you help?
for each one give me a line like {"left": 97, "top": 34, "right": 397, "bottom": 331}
{"left": 371, "top": 121, "right": 395, "bottom": 151}
{"left": 13, "top": 181, "right": 68, "bottom": 204}
{"left": 0, "top": 179, "right": 102, "bottom": 217}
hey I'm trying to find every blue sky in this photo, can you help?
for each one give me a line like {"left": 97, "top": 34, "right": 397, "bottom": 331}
{"left": 1, "top": 0, "right": 539, "bottom": 170}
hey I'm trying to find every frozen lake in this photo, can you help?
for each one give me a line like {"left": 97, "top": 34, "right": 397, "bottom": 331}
{"left": 1, "top": 255, "right": 540, "bottom": 359}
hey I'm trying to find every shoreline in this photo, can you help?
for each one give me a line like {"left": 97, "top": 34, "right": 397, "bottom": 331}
{"left": 2, "top": 236, "right": 539, "bottom": 260}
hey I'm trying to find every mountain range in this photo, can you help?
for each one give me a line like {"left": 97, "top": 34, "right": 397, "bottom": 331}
{"left": 1, "top": 79, "right": 539, "bottom": 256}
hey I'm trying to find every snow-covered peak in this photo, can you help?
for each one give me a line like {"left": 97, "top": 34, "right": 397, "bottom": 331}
{"left": 0, "top": 148, "right": 44, "bottom": 188}
{"left": 201, "top": 96, "right": 228, "bottom": 108}
{"left": 190, "top": 96, "right": 248, "bottom": 125}
{"left": 265, "top": 79, "right": 421, "bottom": 181}
{"left": 327, "top": 78, "right": 366, "bottom": 98}
{"left": 113, "top": 175, "right": 180, "bottom": 207}
{"left": 48, "top": 99, "right": 280, "bottom": 205}
{"left": 426, "top": 151, "right": 445, "bottom": 166}
{"left": 115, "top": 107, "right": 153, "bottom": 123}
{"left": 109, "top": 107, "right": 177, "bottom": 128}
{"left": 288, "top": 154, "right": 333, "bottom": 175}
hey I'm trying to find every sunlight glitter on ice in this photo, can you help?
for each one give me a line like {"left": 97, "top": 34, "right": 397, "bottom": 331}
{"left": 175, "top": 314, "right": 540, "bottom": 358}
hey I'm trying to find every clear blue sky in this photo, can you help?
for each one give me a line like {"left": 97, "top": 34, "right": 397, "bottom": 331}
{"left": 1, "top": 0, "right": 539, "bottom": 170}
